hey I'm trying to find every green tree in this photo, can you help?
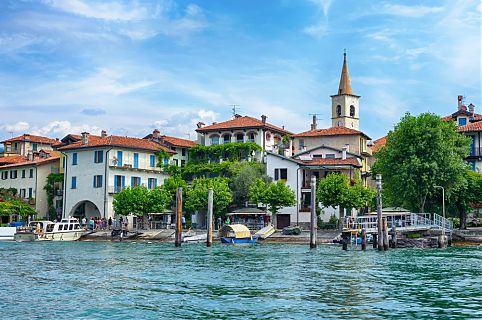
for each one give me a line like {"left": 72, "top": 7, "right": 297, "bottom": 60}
{"left": 43, "top": 173, "right": 64, "bottom": 221}
{"left": 0, "top": 199, "right": 37, "bottom": 219}
{"left": 448, "top": 170, "right": 482, "bottom": 229}
{"left": 230, "top": 162, "right": 271, "bottom": 205}
{"left": 249, "top": 179, "right": 296, "bottom": 222}
{"left": 162, "top": 175, "right": 188, "bottom": 208}
{"left": 113, "top": 186, "right": 150, "bottom": 217}
{"left": 372, "top": 112, "right": 470, "bottom": 212}
{"left": 185, "top": 177, "right": 233, "bottom": 217}
{"left": 148, "top": 187, "right": 170, "bottom": 213}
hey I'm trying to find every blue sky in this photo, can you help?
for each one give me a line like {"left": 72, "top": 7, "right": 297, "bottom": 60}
{"left": 0, "top": 0, "right": 480, "bottom": 142}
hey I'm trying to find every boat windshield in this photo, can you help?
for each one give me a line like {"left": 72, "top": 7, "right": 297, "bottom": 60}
{"left": 46, "top": 224, "right": 55, "bottom": 232}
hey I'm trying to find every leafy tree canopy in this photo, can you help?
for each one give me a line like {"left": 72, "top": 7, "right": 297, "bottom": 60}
{"left": 249, "top": 179, "right": 295, "bottom": 215}
{"left": 372, "top": 112, "right": 470, "bottom": 212}
{"left": 0, "top": 199, "right": 37, "bottom": 218}
{"left": 230, "top": 162, "right": 271, "bottom": 205}
{"left": 185, "top": 177, "right": 233, "bottom": 217}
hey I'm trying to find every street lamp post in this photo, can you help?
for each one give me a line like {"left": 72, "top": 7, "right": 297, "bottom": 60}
{"left": 434, "top": 186, "right": 445, "bottom": 236}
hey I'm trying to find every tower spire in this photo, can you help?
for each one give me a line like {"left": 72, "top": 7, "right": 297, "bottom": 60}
{"left": 337, "top": 49, "right": 353, "bottom": 95}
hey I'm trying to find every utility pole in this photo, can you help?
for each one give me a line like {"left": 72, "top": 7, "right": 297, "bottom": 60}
{"left": 376, "top": 174, "right": 383, "bottom": 251}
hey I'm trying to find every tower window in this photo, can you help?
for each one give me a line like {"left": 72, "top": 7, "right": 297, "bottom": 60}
{"left": 336, "top": 105, "right": 342, "bottom": 117}
{"left": 350, "top": 105, "right": 355, "bottom": 117}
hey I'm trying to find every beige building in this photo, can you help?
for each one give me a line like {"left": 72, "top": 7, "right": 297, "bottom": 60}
{"left": 0, "top": 150, "right": 62, "bottom": 219}
{"left": 1, "top": 134, "right": 57, "bottom": 157}
{"left": 144, "top": 129, "right": 197, "bottom": 167}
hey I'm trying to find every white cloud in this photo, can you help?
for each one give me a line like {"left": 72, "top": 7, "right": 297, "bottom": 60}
{"left": 151, "top": 109, "right": 219, "bottom": 138}
{"left": 31, "top": 120, "right": 101, "bottom": 137}
{"left": 42, "top": 0, "right": 150, "bottom": 21}
{"left": 381, "top": 4, "right": 444, "bottom": 18}
{"left": 0, "top": 121, "right": 31, "bottom": 133}
{"left": 303, "top": 0, "right": 332, "bottom": 37}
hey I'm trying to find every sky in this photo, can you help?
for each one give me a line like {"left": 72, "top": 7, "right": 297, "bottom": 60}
{"left": 0, "top": 0, "right": 480, "bottom": 142}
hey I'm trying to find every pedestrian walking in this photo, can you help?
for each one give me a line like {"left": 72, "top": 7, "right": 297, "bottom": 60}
{"left": 81, "top": 217, "right": 86, "bottom": 228}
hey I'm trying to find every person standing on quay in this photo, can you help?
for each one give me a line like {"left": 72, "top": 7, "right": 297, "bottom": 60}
{"left": 108, "top": 217, "right": 112, "bottom": 230}
{"left": 182, "top": 215, "right": 186, "bottom": 229}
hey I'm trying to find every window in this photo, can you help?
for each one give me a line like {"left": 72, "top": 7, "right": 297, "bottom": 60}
{"left": 325, "top": 154, "right": 336, "bottom": 158}
{"left": 13, "top": 143, "right": 18, "bottom": 151}
{"left": 28, "top": 188, "right": 33, "bottom": 199}
{"left": 19, "top": 189, "right": 26, "bottom": 198}
{"left": 58, "top": 225, "right": 63, "bottom": 231}
{"left": 223, "top": 135, "right": 231, "bottom": 144}
{"left": 274, "top": 168, "right": 288, "bottom": 181}
{"left": 72, "top": 153, "right": 78, "bottom": 165}
{"left": 150, "top": 155, "right": 156, "bottom": 167}
{"left": 1, "top": 171, "right": 7, "bottom": 180}
{"left": 71, "top": 176, "right": 77, "bottom": 189}
{"left": 69, "top": 224, "right": 74, "bottom": 230}
{"left": 29, "top": 169, "right": 34, "bottom": 178}
{"left": 350, "top": 105, "right": 355, "bottom": 117}
{"left": 299, "top": 139, "right": 305, "bottom": 149}
{"left": 10, "top": 170, "right": 17, "bottom": 179}
{"left": 133, "top": 153, "right": 139, "bottom": 169}
{"left": 114, "top": 175, "right": 125, "bottom": 193}
{"left": 93, "top": 175, "right": 103, "bottom": 188}
{"left": 117, "top": 151, "right": 123, "bottom": 166}
{"left": 131, "top": 177, "right": 141, "bottom": 187}
{"left": 181, "top": 160, "right": 186, "bottom": 167}
{"left": 336, "top": 105, "right": 342, "bottom": 117}
{"left": 173, "top": 159, "right": 179, "bottom": 166}
{"left": 459, "top": 117, "right": 467, "bottom": 126}
{"left": 236, "top": 133, "right": 244, "bottom": 143}
{"left": 211, "top": 135, "right": 219, "bottom": 145}
{"left": 94, "top": 150, "right": 104, "bottom": 163}
{"left": 247, "top": 133, "right": 255, "bottom": 143}
{"left": 32, "top": 143, "right": 37, "bottom": 151}
{"left": 21, "top": 170, "right": 26, "bottom": 178}
{"left": 181, "top": 148, "right": 186, "bottom": 156}
{"left": 148, "top": 178, "right": 157, "bottom": 190}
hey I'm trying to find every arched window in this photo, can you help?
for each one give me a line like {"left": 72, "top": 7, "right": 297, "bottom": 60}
{"left": 210, "top": 135, "right": 219, "bottom": 145}
{"left": 236, "top": 133, "right": 244, "bottom": 143}
{"left": 336, "top": 105, "right": 342, "bottom": 117}
{"left": 223, "top": 134, "right": 231, "bottom": 144}
{"left": 247, "top": 132, "right": 256, "bottom": 142}
{"left": 350, "top": 105, "right": 355, "bottom": 117}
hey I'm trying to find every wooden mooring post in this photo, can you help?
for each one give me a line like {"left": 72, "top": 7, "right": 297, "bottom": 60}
{"left": 310, "top": 176, "right": 317, "bottom": 249}
{"left": 175, "top": 187, "right": 183, "bottom": 247}
{"left": 383, "top": 217, "right": 389, "bottom": 251}
{"left": 390, "top": 226, "right": 397, "bottom": 248}
{"left": 361, "top": 229, "right": 367, "bottom": 251}
{"left": 372, "top": 233, "right": 377, "bottom": 249}
{"left": 376, "top": 174, "right": 383, "bottom": 251}
{"left": 207, "top": 188, "right": 213, "bottom": 247}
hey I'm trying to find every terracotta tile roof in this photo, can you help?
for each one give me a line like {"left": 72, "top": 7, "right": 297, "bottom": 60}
{"left": 458, "top": 121, "right": 482, "bottom": 132}
{"left": 372, "top": 136, "right": 387, "bottom": 153}
{"left": 0, "top": 155, "right": 28, "bottom": 166}
{"left": 0, "top": 153, "right": 60, "bottom": 169}
{"left": 293, "top": 126, "right": 371, "bottom": 139}
{"left": 1, "top": 134, "right": 57, "bottom": 145}
{"left": 300, "top": 158, "right": 361, "bottom": 167}
{"left": 57, "top": 134, "right": 175, "bottom": 153}
{"left": 195, "top": 116, "right": 292, "bottom": 135}
{"left": 160, "top": 136, "right": 197, "bottom": 148}
{"left": 442, "top": 111, "right": 482, "bottom": 122}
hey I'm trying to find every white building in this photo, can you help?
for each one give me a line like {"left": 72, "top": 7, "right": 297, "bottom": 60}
{"left": 0, "top": 150, "right": 61, "bottom": 219}
{"left": 195, "top": 114, "right": 293, "bottom": 157}
{"left": 58, "top": 132, "right": 173, "bottom": 225}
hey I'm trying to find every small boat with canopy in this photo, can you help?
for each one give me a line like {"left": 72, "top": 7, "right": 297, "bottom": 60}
{"left": 219, "top": 224, "right": 257, "bottom": 244}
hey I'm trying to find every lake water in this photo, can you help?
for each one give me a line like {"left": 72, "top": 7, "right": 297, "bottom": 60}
{"left": 1, "top": 241, "right": 481, "bottom": 319}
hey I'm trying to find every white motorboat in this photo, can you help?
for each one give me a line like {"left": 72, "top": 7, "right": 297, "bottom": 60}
{"left": 182, "top": 231, "right": 207, "bottom": 243}
{"left": 14, "top": 218, "right": 86, "bottom": 242}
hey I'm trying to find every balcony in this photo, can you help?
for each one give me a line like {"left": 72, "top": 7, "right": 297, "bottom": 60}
{"left": 469, "top": 147, "right": 482, "bottom": 157}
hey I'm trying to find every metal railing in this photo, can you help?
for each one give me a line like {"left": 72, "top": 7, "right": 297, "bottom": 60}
{"left": 343, "top": 212, "right": 453, "bottom": 234}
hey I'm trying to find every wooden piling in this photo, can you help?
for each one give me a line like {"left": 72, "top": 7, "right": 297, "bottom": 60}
{"left": 310, "top": 176, "right": 317, "bottom": 249}
{"left": 376, "top": 174, "right": 383, "bottom": 251}
{"left": 372, "top": 233, "right": 378, "bottom": 249}
{"left": 390, "top": 226, "right": 397, "bottom": 248}
{"left": 342, "top": 233, "right": 348, "bottom": 251}
{"left": 438, "top": 234, "right": 445, "bottom": 248}
{"left": 383, "top": 217, "right": 389, "bottom": 251}
{"left": 361, "top": 229, "right": 367, "bottom": 251}
{"left": 175, "top": 187, "right": 182, "bottom": 247}
{"left": 207, "top": 188, "right": 213, "bottom": 247}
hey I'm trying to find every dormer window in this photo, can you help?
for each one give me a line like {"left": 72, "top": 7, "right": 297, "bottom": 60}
{"left": 336, "top": 105, "right": 342, "bottom": 117}
{"left": 458, "top": 117, "right": 467, "bottom": 126}
{"left": 350, "top": 105, "right": 355, "bottom": 117}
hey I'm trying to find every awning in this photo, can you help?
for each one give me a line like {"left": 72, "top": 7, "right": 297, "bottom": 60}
{"left": 227, "top": 207, "right": 266, "bottom": 216}
{"left": 219, "top": 224, "right": 251, "bottom": 239}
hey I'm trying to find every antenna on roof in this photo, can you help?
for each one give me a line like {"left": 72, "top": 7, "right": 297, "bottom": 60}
{"left": 308, "top": 114, "right": 322, "bottom": 130}
{"left": 229, "top": 104, "right": 240, "bottom": 116}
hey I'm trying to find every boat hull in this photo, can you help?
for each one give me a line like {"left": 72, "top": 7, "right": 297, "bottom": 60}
{"left": 45, "top": 231, "right": 85, "bottom": 241}
{"left": 220, "top": 237, "right": 257, "bottom": 244}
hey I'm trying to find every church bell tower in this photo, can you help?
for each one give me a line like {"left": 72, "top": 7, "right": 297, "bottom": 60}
{"left": 331, "top": 51, "right": 360, "bottom": 130}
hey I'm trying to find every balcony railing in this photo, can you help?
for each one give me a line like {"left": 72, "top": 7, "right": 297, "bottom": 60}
{"left": 469, "top": 147, "right": 482, "bottom": 157}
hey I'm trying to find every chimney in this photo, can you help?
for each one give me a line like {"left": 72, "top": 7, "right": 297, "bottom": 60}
{"left": 342, "top": 146, "right": 347, "bottom": 160}
{"left": 196, "top": 122, "right": 205, "bottom": 129}
{"left": 261, "top": 115, "right": 267, "bottom": 124}
{"left": 234, "top": 114, "right": 242, "bottom": 119}
{"left": 344, "top": 144, "right": 350, "bottom": 152}
{"left": 27, "top": 152, "right": 33, "bottom": 161}
{"left": 310, "top": 115, "right": 317, "bottom": 131}
{"left": 81, "top": 132, "right": 89, "bottom": 145}
{"left": 152, "top": 129, "right": 160, "bottom": 139}
{"left": 458, "top": 95, "right": 463, "bottom": 110}
{"left": 468, "top": 103, "right": 475, "bottom": 114}
{"left": 101, "top": 130, "right": 107, "bottom": 138}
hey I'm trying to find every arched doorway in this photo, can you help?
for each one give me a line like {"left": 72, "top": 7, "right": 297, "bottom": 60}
{"left": 70, "top": 201, "right": 101, "bottom": 219}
